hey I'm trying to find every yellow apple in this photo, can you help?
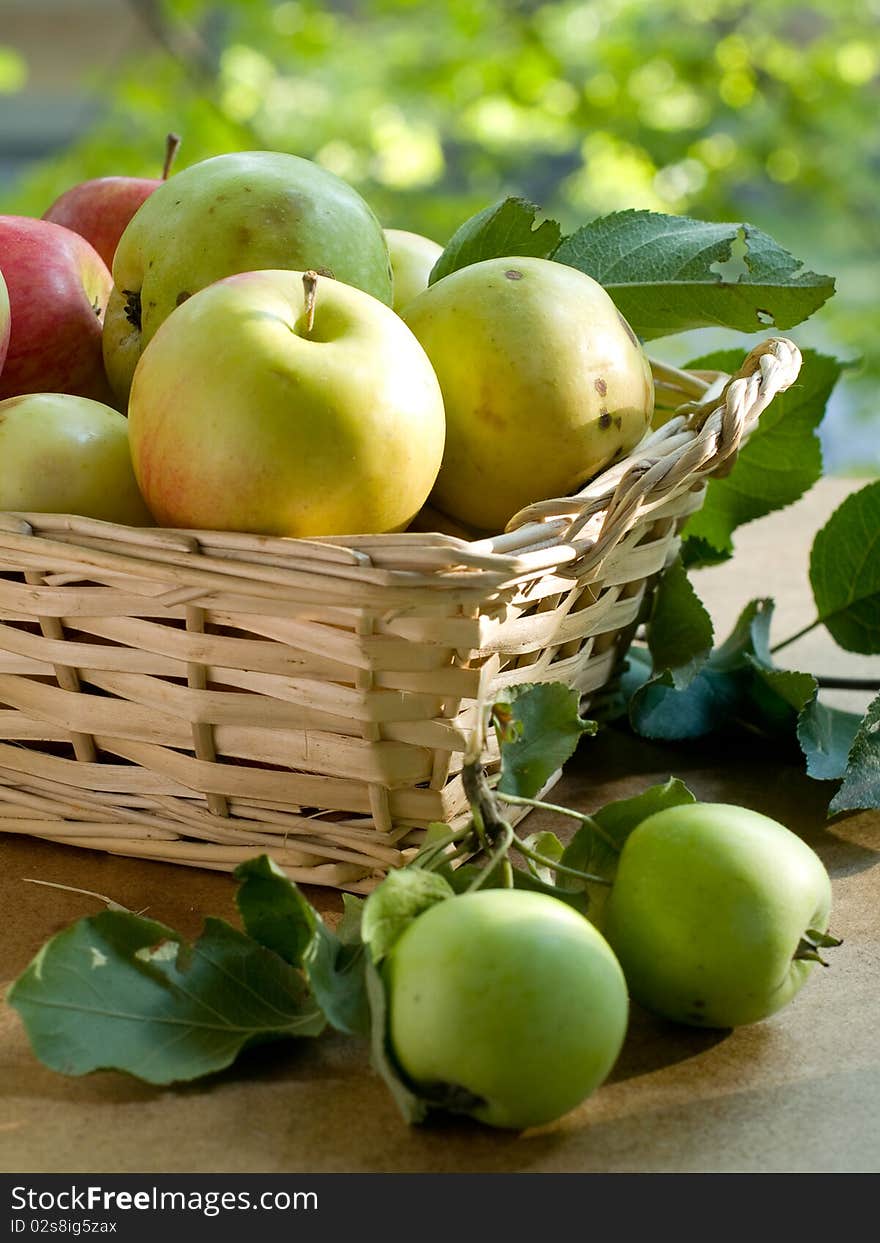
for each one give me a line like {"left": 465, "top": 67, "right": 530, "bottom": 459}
{"left": 0, "top": 393, "right": 152, "bottom": 524}
{"left": 385, "top": 228, "right": 443, "bottom": 313}
{"left": 128, "top": 270, "right": 446, "bottom": 537}
{"left": 404, "top": 256, "right": 655, "bottom": 531}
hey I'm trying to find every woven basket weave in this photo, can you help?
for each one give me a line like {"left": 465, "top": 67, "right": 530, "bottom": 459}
{"left": 0, "top": 338, "right": 801, "bottom": 891}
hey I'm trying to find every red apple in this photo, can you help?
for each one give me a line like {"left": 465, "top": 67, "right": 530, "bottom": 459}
{"left": 0, "top": 216, "right": 113, "bottom": 403}
{"left": 42, "top": 134, "right": 181, "bottom": 271}
{"left": 0, "top": 269, "right": 9, "bottom": 378}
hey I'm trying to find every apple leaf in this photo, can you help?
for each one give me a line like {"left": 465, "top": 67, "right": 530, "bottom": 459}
{"left": 747, "top": 662, "right": 863, "bottom": 782}
{"left": 629, "top": 596, "right": 867, "bottom": 793}
{"left": 234, "top": 854, "right": 316, "bottom": 966}
{"left": 629, "top": 598, "right": 780, "bottom": 740}
{"left": 682, "top": 349, "right": 839, "bottom": 562}
{"left": 829, "top": 692, "right": 880, "bottom": 814}
{"left": 560, "top": 777, "right": 697, "bottom": 885}
{"left": 7, "top": 912, "right": 324, "bottom": 1085}
{"left": 235, "top": 855, "right": 368, "bottom": 1036}
{"left": 646, "top": 556, "right": 714, "bottom": 689}
{"left": 429, "top": 196, "right": 562, "bottom": 285}
{"left": 337, "top": 893, "right": 366, "bottom": 944}
{"left": 494, "top": 682, "right": 596, "bottom": 799}
{"left": 520, "top": 830, "right": 565, "bottom": 884}
{"left": 552, "top": 211, "right": 835, "bottom": 340}
{"left": 361, "top": 868, "right": 454, "bottom": 964}
{"left": 810, "top": 481, "right": 880, "bottom": 653}
{"left": 364, "top": 955, "right": 428, "bottom": 1126}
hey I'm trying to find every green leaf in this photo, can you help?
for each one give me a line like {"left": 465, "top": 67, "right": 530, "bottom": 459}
{"left": 552, "top": 211, "right": 834, "bottom": 340}
{"left": 520, "top": 830, "right": 565, "bottom": 884}
{"left": 810, "top": 481, "right": 880, "bottom": 653}
{"left": 683, "top": 350, "right": 839, "bottom": 559}
{"left": 560, "top": 778, "right": 697, "bottom": 884}
{"left": 632, "top": 595, "right": 863, "bottom": 783}
{"left": 646, "top": 556, "right": 714, "bottom": 688}
{"left": 337, "top": 893, "right": 365, "bottom": 945}
{"left": 829, "top": 692, "right": 880, "bottom": 814}
{"left": 7, "top": 913, "right": 324, "bottom": 1085}
{"left": 361, "top": 868, "right": 454, "bottom": 964}
{"left": 629, "top": 599, "right": 773, "bottom": 739}
{"left": 234, "top": 855, "right": 368, "bottom": 1036}
{"left": 681, "top": 536, "right": 733, "bottom": 570}
{"left": 748, "top": 662, "right": 862, "bottom": 781}
{"left": 495, "top": 682, "right": 596, "bottom": 798}
{"left": 429, "top": 196, "right": 562, "bottom": 285}
{"left": 303, "top": 923, "right": 369, "bottom": 1037}
{"left": 364, "top": 955, "right": 427, "bottom": 1125}
{"left": 234, "top": 855, "right": 316, "bottom": 967}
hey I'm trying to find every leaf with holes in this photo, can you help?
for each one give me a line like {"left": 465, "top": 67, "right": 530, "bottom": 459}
{"left": 810, "top": 481, "right": 880, "bottom": 654}
{"left": 7, "top": 912, "right": 324, "bottom": 1084}
{"left": 553, "top": 211, "right": 834, "bottom": 340}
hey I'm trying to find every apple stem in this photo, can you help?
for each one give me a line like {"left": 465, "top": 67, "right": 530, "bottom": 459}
{"left": 162, "top": 132, "right": 182, "bottom": 180}
{"left": 302, "top": 270, "right": 319, "bottom": 333}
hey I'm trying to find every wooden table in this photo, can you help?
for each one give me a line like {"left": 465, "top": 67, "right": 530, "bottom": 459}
{"left": 2, "top": 480, "right": 878, "bottom": 1173}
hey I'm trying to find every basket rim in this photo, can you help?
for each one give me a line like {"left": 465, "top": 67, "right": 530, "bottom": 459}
{"left": 0, "top": 337, "right": 801, "bottom": 594}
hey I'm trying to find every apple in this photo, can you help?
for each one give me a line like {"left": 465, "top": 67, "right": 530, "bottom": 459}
{"left": 127, "top": 269, "right": 445, "bottom": 537}
{"left": 603, "top": 802, "right": 838, "bottom": 1028}
{"left": 0, "top": 217, "right": 113, "bottom": 403}
{"left": 403, "top": 256, "right": 654, "bottom": 531}
{"left": 0, "top": 269, "right": 9, "bottom": 378}
{"left": 386, "top": 889, "right": 629, "bottom": 1129}
{"left": 0, "top": 393, "right": 152, "bottom": 525}
{"left": 42, "top": 133, "right": 181, "bottom": 272}
{"left": 103, "top": 150, "right": 394, "bottom": 405}
{"left": 385, "top": 228, "right": 443, "bottom": 312}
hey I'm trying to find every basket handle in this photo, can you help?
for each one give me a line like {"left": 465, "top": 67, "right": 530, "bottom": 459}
{"left": 502, "top": 336, "right": 802, "bottom": 552}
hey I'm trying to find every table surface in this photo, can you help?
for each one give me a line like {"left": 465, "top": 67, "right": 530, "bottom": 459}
{"left": 1, "top": 479, "right": 878, "bottom": 1174}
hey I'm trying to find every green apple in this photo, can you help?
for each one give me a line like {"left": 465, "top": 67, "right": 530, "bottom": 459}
{"left": 386, "top": 889, "right": 629, "bottom": 1130}
{"left": 128, "top": 270, "right": 445, "bottom": 537}
{"left": 385, "top": 228, "right": 443, "bottom": 312}
{"left": 0, "top": 393, "right": 152, "bottom": 524}
{"left": 103, "top": 151, "right": 393, "bottom": 404}
{"left": 403, "top": 256, "right": 654, "bottom": 531}
{"left": 603, "top": 803, "right": 837, "bottom": 1028}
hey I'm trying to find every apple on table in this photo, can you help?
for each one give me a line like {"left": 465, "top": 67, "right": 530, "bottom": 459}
{"left": 42, "top": 133, "right": 181, "bottom": 272}
{"left": 0, "top": 216, "right": 113, "bottom": 404}
{"left": 604, "top": 802, "right": 839, "bottom": 1028}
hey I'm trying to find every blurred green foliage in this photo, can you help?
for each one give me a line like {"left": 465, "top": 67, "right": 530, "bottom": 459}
{"left": 1, "top": 0, "right": 878, "bottom": 461}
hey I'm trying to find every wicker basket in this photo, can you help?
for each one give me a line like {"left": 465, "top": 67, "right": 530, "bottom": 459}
{"left": 0, "top": 338, "right": 801, "bottom": 891}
